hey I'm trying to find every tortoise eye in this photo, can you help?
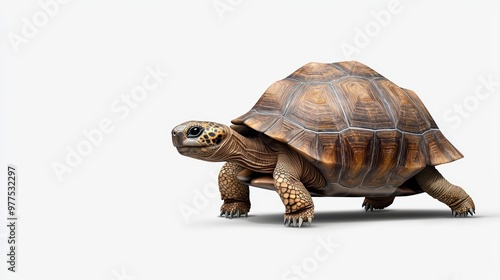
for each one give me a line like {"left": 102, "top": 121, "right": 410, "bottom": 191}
{"left": 187, "top": 126, "right": 203, "bottom": 138}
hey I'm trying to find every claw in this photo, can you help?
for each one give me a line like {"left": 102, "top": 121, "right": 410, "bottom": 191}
{"left": 225, "top": 211, "right": 229, "bottom": 218}
{"left": 245, "top": 212, "right": 248, "bottom": 217}
{"left": 451, "top": 209, "right": 476, "bottom": 218}
{"left": 293, "top": 217, "right": 298, "bottom": 227}
{"left": 236, "top": 210, "right": 240, "bottom": 217}
{"left": 308, "top": 217, "right": 312, "bottom": 226}
{"left": 298, "top": 217, "right": 303, "bottom": 228}
{"left": 284, "top": 217, "right": 287, "bottom": 225}
{"left": 220, "top": 210, "right": 224, "bottom": 217}
{"left": 230, "top": 211, "right": 234, "bottom": 219}
{"left": 286, "top": 218, "right": 292, "bottom": 227}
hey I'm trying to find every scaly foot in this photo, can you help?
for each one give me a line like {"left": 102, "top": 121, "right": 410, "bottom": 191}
{"left": 450, "top": 196, "right": 475, "bottom": 217}
{"left": 219, "top": 200, "right": 250, "bottom": 219}
{"left": 284, "top": 207, "right": 314, "bottom": 228}
{"left": 362, "top": 196, "right": 395, "bottom": 211}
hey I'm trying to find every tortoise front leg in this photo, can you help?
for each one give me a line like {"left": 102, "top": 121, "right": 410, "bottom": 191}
{"left": 218, "top": 162, "right": 250, "bottom": 218}
{"left": 274, "top": 153, "right": 314, "bottom": 227}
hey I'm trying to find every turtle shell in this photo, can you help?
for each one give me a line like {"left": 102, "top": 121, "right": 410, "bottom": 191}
{"left": 232, "top": 61, "right": 463, "bottom": 196}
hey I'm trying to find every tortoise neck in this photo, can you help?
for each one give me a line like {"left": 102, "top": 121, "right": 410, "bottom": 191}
{"left": 215, "top": 129, "right": 278, "bottom": 173}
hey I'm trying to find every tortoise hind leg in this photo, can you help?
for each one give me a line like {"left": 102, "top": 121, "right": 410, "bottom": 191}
{"left": 414, "top": 166, "right": 475, "bottom": 217}
{"left": 362, "top": 196, "right": 395, "bottom": 211}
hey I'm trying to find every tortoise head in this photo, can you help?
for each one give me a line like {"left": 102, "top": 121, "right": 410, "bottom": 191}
{"left": 172, "top": 121, "right": 230, "bottom": 161}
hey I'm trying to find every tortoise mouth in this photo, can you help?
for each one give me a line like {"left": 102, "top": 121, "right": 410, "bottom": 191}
{"left": 176, "top": 146, "right": 197, "bottom": 155}
{"left": 176, "top": 146, "right": 189, "bottom": 153}
{"left": 175, "top": 145, "right": 221, "bottom": 159}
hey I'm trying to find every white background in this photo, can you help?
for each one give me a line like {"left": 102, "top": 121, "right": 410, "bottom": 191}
{"left": 1, "top": 1, "right": 500, "bottom": 279}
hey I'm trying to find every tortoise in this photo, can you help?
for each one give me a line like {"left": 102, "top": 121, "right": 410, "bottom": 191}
{"left": 172, "top": 61, "right": 475, "bottom": 227}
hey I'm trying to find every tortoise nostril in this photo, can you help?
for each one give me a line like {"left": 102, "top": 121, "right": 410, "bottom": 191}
{"left": 172, "top": 131, "right": 177, "bottom": 136}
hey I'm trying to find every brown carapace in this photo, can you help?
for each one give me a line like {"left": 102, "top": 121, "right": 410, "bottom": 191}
{"left": 172, "top": 61, "right": 475, "bottom": 227}
{"left": 233, "top": 61, "right": 462, "bottom": 196}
